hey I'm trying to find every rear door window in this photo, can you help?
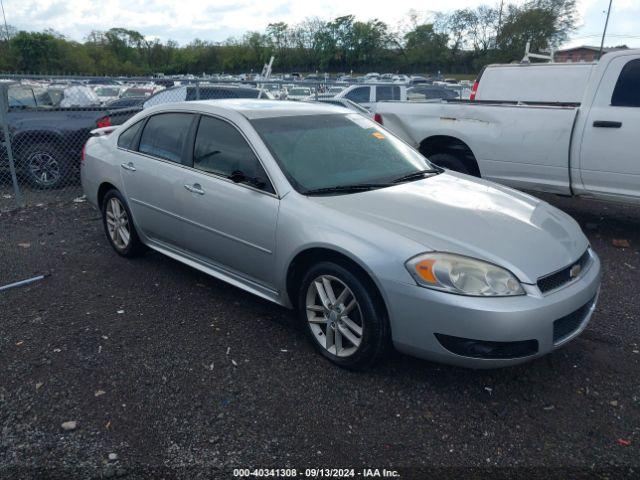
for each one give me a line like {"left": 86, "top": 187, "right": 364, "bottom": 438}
{"left": 138, "top": 113, "right": 193, "bottom": 163}
{"left": 377, "top": 85, "right": 400, "bottom": 101}
{"left": 611, "top": 59, "right": 640, "bottom": 107}
{"left": 344, "top": 87, "right": 371, "bottom": 104}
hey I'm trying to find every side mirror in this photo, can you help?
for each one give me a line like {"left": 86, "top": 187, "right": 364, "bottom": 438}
{"left": 229, "top": 170, "right": 267, "bottom": 189}
{"left": 229, "top": 170, "right": 246, "bottom": 183}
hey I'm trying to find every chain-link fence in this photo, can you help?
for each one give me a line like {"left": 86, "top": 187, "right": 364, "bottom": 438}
{"left": 0, "top": 74, "right": 471, "bottom": 211}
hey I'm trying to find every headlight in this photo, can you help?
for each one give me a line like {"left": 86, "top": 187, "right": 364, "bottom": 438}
{"left": 405, "top": 253, "right": 524, "bottom": 297}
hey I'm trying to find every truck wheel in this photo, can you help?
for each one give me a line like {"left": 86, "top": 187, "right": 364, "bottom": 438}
{"left": 428, "top": 153, "right": 470, "bottom": 175}
{"left": 21, "top": 143, "right": 69, "bottom": 189}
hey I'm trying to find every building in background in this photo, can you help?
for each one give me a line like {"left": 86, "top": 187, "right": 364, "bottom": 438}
{"left": 555, "top": 45, "right": 628, "bottom": 62}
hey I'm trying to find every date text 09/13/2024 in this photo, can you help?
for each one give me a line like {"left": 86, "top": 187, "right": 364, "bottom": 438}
{"left": 232, "top": 468, "right": 401, "bottom": 478}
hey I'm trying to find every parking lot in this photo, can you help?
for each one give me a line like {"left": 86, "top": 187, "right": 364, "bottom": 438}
{"left": 1, "top": 193, "right": 639, "bottom": 479}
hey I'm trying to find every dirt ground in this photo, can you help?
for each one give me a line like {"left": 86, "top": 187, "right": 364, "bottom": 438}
{"left": 1, "top": 193, "right": 638, "bottom": 479}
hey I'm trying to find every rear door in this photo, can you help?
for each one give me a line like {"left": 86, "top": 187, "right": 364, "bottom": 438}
{"left": 579, "top": 56, "right": 640, "bottom": 200}
{"left": 180, "top": 114, "right": 280, "bottom": 288}
{"left": 118, "top": 112, "right": 195, "bottom": 247}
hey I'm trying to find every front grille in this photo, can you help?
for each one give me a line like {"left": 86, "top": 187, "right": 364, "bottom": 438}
{"left": 538, "top": 249, "right": 591, "bottom": 294}
{"left": 553, "top": 295, "right": 596, "bottom": 344}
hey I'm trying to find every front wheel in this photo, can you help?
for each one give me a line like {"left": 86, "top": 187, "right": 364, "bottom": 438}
{"left": 298, "top": 261, "right": 390, "bottom": 369}
{"left": 101, "top": 189, "right": 146, "bottom": 257}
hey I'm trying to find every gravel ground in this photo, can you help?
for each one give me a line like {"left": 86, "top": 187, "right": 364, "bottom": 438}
{"left": 0, "top": 193, "right": 639, "bottom": 479}
{"left": 0, "top": 181, "right": 83, "bottom": 213}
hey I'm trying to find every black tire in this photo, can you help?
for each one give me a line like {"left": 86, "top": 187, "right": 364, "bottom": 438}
{"left": 101, "top": 189, "right": 146, "bottom": 258}
{"left": 297, "top": 261, "right": 391, "bottom": 370}
{"left": 20, "top": 142, "right": 70, "bottom": 189}
{"left": 428, "top": 152, "right": 470, "bottom": 175}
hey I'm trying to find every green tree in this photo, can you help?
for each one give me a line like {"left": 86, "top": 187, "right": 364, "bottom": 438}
{"left": 0, "top": 3, "right": 578, "bottom": 77}
{"left": 496, "top": 0, "right": 577, "bottom": 62}
{"left": 404, "top": 24, "right": 449, "bottom": 72}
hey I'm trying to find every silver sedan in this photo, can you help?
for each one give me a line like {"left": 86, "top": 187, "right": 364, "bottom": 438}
{"left": 81, "top": 100, "right": 601, "bottom": 369}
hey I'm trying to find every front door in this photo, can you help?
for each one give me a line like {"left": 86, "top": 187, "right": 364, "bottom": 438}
{"left": 180, "top": 115, "right": 279, "bottom": 288}
{"left": 579, "top": 56, "right": 640, "bottom": 200}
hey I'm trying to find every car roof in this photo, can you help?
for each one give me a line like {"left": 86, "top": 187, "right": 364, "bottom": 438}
{"left": 174, "top": 99, "right": 349, "bottom": 119}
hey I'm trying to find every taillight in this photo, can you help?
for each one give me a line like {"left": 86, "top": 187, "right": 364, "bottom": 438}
{"left": 374, "top": 113, "right": 383, "bottom": 124}
{"left": 96, "top": 116, "right": 111, "bottom": 128}
{"left": 469, "top": 81, "right": 479, "bottom": 101}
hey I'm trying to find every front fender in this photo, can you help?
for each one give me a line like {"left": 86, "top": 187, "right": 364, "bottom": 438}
{"left": 274, "top": 196, "right": 423, "bottom": 308}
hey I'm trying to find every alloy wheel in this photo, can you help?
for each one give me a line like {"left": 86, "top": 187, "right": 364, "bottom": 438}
{"left": 105, "top": 197, "right": 131, "bottom": 250}
{"left": 28, "top": 152, "right": 61, "bottom": 187}
{"left": 305, "top": 275, "right": 364, "bottom": 357}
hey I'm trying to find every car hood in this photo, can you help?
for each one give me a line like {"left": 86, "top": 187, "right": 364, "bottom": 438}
{"left": 309, "top": 173, "right": 588, "bottom": 284}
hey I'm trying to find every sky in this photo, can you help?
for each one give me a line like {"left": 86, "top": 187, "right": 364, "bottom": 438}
{"left": 2, "top": 0, "right": 639, "bottom": 49}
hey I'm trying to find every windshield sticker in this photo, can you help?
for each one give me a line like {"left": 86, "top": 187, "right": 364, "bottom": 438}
{"left": 372, "top": 132, "right": 385, "bottom": 139}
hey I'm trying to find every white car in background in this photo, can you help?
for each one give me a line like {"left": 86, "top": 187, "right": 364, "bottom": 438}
{"left": 93, "top": 86, "right": 124, "bottom": 105}
{"left": 56, "top": 85, "right": 101, "bottom": 107}
{"left": 392, "top": 75, "right": 411, "bottom": 84}
{"left": 326, "top": 86, "right": 346, "bottom": 96}
{"left": 286, "top": 87, "right": 313, "bottom": 101}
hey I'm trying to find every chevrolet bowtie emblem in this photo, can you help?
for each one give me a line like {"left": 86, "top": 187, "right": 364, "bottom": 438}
{"left": 569, "top": 264, "right": 582, "bottom": 278}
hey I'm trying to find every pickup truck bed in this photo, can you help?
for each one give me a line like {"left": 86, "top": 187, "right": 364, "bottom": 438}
{"left": 373, "top": 48, "right": 640, "bottom": 205}
{"left": 378, "top": 101, "right": 579, "bottom": 195}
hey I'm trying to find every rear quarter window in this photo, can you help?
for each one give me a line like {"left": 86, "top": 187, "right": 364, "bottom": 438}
{"left": 117, "top": 120, "right": 144, "bottom": 150}
{"left": 138, "top": 113, "right": 194, "bottom": 163}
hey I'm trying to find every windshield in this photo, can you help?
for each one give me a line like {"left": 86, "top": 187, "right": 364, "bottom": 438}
{"left": 251, "top": 113, "right": 433, "bottom": 194}
{"left": 290, "top": 89, "right": 310, "bottom": 95}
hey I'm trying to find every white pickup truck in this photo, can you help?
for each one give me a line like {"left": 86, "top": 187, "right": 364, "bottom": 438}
{"left": 373, "top": 49, "right": 640, "bottom": 204}
{"left": 335, "top": 84, "right": 406, "bottom": 109}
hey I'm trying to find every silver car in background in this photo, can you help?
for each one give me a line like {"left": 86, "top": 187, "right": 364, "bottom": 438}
{"left": 81, "top": 100, "right": 601, "bottom": 369}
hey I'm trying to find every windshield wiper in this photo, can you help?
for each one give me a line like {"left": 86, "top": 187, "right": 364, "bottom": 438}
{"left": 304, "top": 183, "right": 392, "bottom": 195}
{"left": 391, "top": 168, "right": 442, "bottom": 184}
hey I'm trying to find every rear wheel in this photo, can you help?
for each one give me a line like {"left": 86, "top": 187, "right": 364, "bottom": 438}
{"left": 21, "top": 143, "right": 69, "bottom": 189}
{"left": 298, "top": 261, "right": 390, "bottom": 369}
{"left": 428, "top": 152, "right": 470, "bottom": 175}
{"left": 101, "top": 189, "right": 145, "bottom": 257}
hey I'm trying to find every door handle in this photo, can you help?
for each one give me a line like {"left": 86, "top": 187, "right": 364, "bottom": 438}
{"left": 593, "top": 120, "right": 622, "bottom": 128}
{"left": 120, "top": 162, "right": 136, "bottom": 171}
{"left": 184, "top": 183, "right": 205, "bottom": 195}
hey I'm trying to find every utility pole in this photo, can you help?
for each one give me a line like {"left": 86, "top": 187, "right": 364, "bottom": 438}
{"left": 598, "top": 0, "right": 613, "bottom": 60}
{"left": 0, "top": 0, "right": 10, "bottom": 42}
{"left": 497, "top": 0, "right": 504, "bottom": 36}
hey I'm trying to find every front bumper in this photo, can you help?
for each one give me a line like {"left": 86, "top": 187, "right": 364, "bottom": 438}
{"left": 383, "top": 250, "right": 601, "bottom": 368}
